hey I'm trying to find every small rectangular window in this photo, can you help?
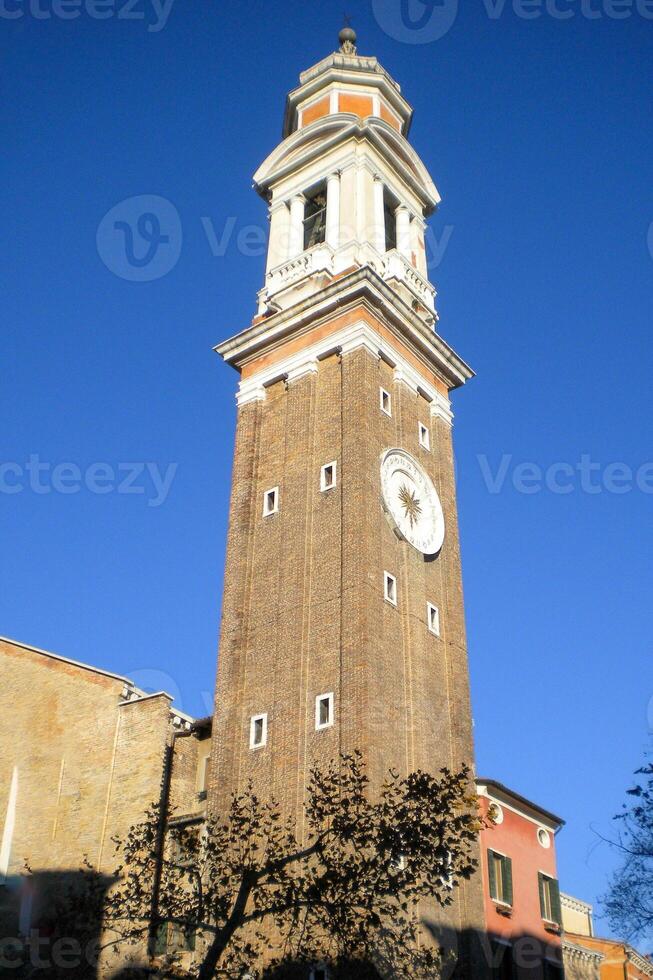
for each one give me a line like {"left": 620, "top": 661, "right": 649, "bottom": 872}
{"left": 384, "top": 572, "right": 397, "bottom": 606}
{"left": 419, "top": 422, "right": 430, "bottom": 450}
{"left": 380, "top": 387, "right": 392, "bottom": 416}
{"left": 427, "top": 603, "right": 440, "bottom": 636}
{"left": 315, "top": 693, "right": 334, "bottom": 731}
{"left": 320, "top": 461, "right": 337, "bottom": 492}
{"left": 488, "top": 849, "right": 513, "bottom": 907}
{"left": 263, "top": 487, "right": 279, "bottom": 517}
{"left": 250, "top": 713, "right": 268, "bottom": 749}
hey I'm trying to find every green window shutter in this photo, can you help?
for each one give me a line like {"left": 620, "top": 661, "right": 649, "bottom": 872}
{"left": 550, "top": 878, "right": 562, "bottom": 925}
{"left": 502, "top": 855, "right": 513, "bottom": 906}
{"left": 538, "top": 872, "right": 546, "bottom": 918}
{"left": 488, "top": 850, "right": 497, "bottom": 900}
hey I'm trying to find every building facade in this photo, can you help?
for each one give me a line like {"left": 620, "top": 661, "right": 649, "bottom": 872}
{"left": 477, "top": 778, "right": 565, "bottom": 979}
{"left": 0, "top": 634, "right": 208, "bottom": 977}
{"left": 208, "top": 27, "right": 487, "bottom": 973}
{"left": 560, "top": 895, "right": 653, "bottom": 980}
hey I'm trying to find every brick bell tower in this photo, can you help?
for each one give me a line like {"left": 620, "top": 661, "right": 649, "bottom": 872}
{"left": 209, "top": 27, "right": 487, "bottom": 971}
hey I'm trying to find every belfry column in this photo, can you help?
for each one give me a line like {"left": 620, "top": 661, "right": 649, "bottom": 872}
{"left": 288, "top": 193, "right": 306, "bottom": 258}
{"left": 396, "top": 205, "right": 411, "bottom": 259}
{"left": 325, "top": 172, "right": 341, "bottom": 250}
{"left": 372, "top": 175, "right": 386, "bottom": 254}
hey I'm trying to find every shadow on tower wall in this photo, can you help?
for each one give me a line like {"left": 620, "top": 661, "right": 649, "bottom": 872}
{"left": 0, "top": 868, "right": 114, "bottom": 979}
{"left": 0, "top": 874, "right": 565, "bottom": 980}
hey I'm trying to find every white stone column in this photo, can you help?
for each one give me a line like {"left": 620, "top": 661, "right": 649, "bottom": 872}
{"left": 288, "top": 193, "right": 306, "bottom": 259}
{"left": 326, "top": 172, "right": 341, "bottom": 250}
{"left": 266, "top": 200, "right": 291, "bottom": 274}
{"left": 411, "top": 214, "right": 428, "bottom": 277}
{"left": 396, "top": 205, "right": 411, "bottom": 259}
{"left": 373, "top": 175, "right": 386, "bottom": 254}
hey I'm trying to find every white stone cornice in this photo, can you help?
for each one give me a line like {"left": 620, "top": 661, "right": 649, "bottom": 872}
{"left": 338, "top": 322, "right": 381, "bottom": 360}
{"left": 393, "top": 365, "right": 418, "bottom": 393}
{"left": 217, "top": 268, "right": 474, "bottom": 390}
{"left": 236, "top": 383, "right": 266, "bottom": 407}
{"left": 562, "top": 940, "right": 604, "bottom": 964}
{"left": 430, "top": 390, "right": 454, "bottom": 428}
{"left": 231, "top": 319, "right": 455, "bottom": 427}
{"left": 286, "top": 359, "right": 319, "bottom": 385}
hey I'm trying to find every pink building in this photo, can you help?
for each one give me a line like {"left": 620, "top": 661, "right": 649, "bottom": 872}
{"left": 477, "top": 778, "right": 565, "bottom": 979}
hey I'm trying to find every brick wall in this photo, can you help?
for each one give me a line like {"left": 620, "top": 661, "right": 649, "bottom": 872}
{"left": 209, "top": 304, "right": 487, "bottom": 971}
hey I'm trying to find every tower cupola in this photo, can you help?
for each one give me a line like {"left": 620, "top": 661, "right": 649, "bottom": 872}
{"left": 253, "top": 31, "right": 441, "bottom": 327}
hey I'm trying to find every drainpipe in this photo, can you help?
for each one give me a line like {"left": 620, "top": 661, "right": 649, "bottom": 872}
{"left": 148, "top": 726, "right": 193, "bottom": 956}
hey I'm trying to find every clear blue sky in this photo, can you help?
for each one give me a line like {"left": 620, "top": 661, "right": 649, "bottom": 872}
{"left": 2, "top": 0, "right": 652, "bottom": 939}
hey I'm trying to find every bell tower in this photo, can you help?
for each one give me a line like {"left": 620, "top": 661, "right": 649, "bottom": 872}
{"left": 209, "top": 28, "right": 487, "bottom": 971}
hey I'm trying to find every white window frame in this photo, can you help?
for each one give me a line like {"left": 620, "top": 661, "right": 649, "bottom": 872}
{"left": 380, "top": 387, "right": 392, "bottom": 417}
{"left": 418, "top": 421, "right": 430, "bottom": 450}
{"left": 315, "top": 692, "right": 334, "bottom": 731}
{"left": 320, "top": 461, "right": 337, "bottom": 492}
{"left": 384, "top": 571, "right": 397, "bottom": 606}
{"left": 263, "top": 487, "right": 279, "bottom": 517}
{"left": 249, "top": 713, "right": 268, "bottom": 750}
{"left": 440, "top": 850, "right": 453, "bottom": 889}
{"left": 427, "top": 602, "right": 440, "bottom": 636}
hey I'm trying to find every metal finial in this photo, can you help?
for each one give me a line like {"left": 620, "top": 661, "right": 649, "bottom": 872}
{"left": 339, "top": 17, "right": 357, "bottom": 55}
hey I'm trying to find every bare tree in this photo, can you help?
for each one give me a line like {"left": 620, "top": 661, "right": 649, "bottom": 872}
{"left": 101, "top": 752, "right": 481, "bottom": 979}
{"left": 603, "top": 759, "right": 653, "bottom": 943}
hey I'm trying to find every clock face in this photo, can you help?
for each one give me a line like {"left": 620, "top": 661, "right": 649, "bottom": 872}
{"left": 380, "top": 449, "right": 445, "bottom": 556}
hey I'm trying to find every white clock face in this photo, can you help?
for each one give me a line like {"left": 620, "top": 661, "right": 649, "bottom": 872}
{"left": 380, "top": 449, "right": 445, "bottom": 556}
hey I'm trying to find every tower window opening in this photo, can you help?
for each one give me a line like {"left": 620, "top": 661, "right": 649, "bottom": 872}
{"left": 303, "top": 185, "right": 327, "bottom": 250}
{"left": 419, "top": 422, "right": 430, "bottom": 450}
{"left": 384, "top": 192, "right": 398, "bottom": 252}
{"left": 263, "top": 487, "right": 279, "bottom": 517}
{"left": 427, "top": 603, "right": 440, "bottom": 636}
{"left": 380, "top": 387, "right": 392, "bottom": 416}
{"left": 321, "top": 461, "right": 337, "bottom": 492}
{"left": 309, "top": 967, "right": 329, "bottom": 980}
{"left": 250, "top": 713, "right": 268, "bottom": 750}
{"left": 384, "top": 572, "right": 398, "bottom": 606}
{"left": 315, "top": 693, "right": 334, "bottom": 730}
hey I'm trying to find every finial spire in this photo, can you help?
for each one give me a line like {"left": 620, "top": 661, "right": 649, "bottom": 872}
{"left": 339, "top": 17, "right": 357, "bottom": 55}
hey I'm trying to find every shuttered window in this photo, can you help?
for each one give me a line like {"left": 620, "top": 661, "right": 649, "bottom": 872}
{"left": 538, "top": 873, "right": 562, "bottom": 925}
{"left": 491, "top": 941, "right": 514, "bottom": 980}
{"left": 488, "top": 849, "right": 513, "bottom": 906}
